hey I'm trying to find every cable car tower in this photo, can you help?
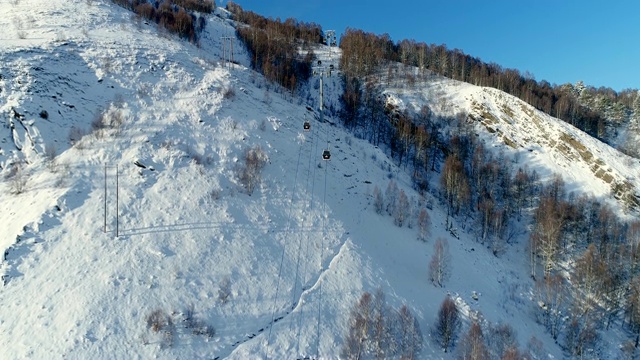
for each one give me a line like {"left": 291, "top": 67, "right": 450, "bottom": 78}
{"left": 313, "top": 30, "right": 337, "bottom": 161}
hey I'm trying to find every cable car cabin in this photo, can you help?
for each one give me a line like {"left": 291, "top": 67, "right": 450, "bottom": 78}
{"left": 303, "top": 121, "right": 311, "bottom": 131}
{"left": 322, "top": 149, "right": 331, "bottom": 160}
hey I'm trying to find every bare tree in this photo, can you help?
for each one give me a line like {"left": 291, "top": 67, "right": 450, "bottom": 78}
{"left": 429, "top": 238, "right": 451, "bottom": 287}
{"left": 373, "top": 185, "right": 384, "bottom": 215}
{"left": 477, "top": 197, "right": 495, "bottom": 245}
{"left": 534, "top": 274, "right": 565, "bottom": 340}
{"left": 491, "top": 207, "right": 508, "bottom": 251}
{"left": 486, "top": 322, "right": 518, "bottom": 359}
{"left": 530, "top": 196, "right": 564, "bottom": 278}
{"left": 564, "top": 315, "right": 599, "bottom": 358}
{"left": 342, "top": 292, "right": 374, "bottom": 359}
{"left": 525, "top": 336, "right": 546, "bottom": 359}
{"left": 371, "top": 288, "right": 391, "bottom": 359}
{"left": 457, "top": 321, "right": 490, "bottom": 360}
{"left": 343, "top": 289, "right": 425, "bottom": 359}
{"left": 501, "top": 346, "right": 526, "bottom": 360}
{"left": 573, "top": 244, "right": 606, "bottom": 315}
{"left": 385, "top": 180, "right": 399, "bottom": 216}
{"left": 417, "top": 208, "right": 430, "bottom": 242}
{"left": 441, "top": 155, "right": 470, "bottom": 229}
{"left": 398, "top": 305, "right": 422, "bottom": 359}
{"left": 620, "top": 339, "right": 637, "bottom": 360}
{"left": 625, "top": 275, "right": 640, "bottom": 344}
{"left": 627, "top": 221, "right": 640, "bottom": 275}
{"left": 147, "top": 309, "right": 167, "bottom": 333}
{"left": 393, "top": 190, "right": 410, "bottom": 227}
{"left": 433, "top": 295, "right": 460, "bottom": 352}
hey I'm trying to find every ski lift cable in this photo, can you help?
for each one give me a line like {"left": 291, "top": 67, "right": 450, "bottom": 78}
{"left": 288, "top": 125, "right": 317, "bottom": 360}
{"left": 314, "top": 56, "right": 333, "bottom": 357}
{"left": 316, "top": 153, "right": 329, "bottom": 358}
{"left": 264, "top": 133, "right": 306, "bottom": 359}
{"left": 290, "top": 128, "right": 314, "bottom": 327}
{"left": 294, "top": 106, "right": 322, "bottom": 356}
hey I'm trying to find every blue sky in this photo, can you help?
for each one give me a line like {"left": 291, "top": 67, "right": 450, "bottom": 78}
{"left": 226, "top": 1, "right": 639, "bottom": 92}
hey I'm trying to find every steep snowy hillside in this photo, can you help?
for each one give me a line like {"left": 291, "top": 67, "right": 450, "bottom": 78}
{"left": 2, "top": 1, "right": 638, "bottom": 359}
{"left": 382, "top": 75, "right": 640, "bottom": 215}
{"left": 0, "top": 0, "right": 352, "bottom": 357}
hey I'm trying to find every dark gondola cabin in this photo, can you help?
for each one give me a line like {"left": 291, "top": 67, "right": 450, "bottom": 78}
{"left": 303, "top": 121, "right": 310, "bottom": 131}
{"left": 322, "top": 149, "right": 331, "bottom": 160}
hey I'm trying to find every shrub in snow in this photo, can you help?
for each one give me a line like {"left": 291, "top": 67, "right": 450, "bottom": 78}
{"left": 218, "top": 276, "right": 231, "bottom": 304}
{"left": 223, "top": 86, "right": 236, "bottom": 100}
{"left": 91, "top": 106, "right": 126, "bottom": 139}
{"left": 44, "top": 143, "right": 57, "bottom": 171}
{"left": 68, "top": 126, "right": 88, "bottom": 147}
{"left": 8, "top": 162, "right": 27, "bottom": 195}
{"left": 145, "top": 308, "right": 177, "bottom": 348}
{"left": 162, "top": 317, "right": 175, "bottom": 348}
{"left": 13, "top": 17, "right": 27, "bottom": 39}
{"left": 236, "top": 146, "right": 268, "bottom": 195}
{"left": 208, "top": 188, "right": 221, "bottom": 201}
{"left": 183, "top": 304, "right": 216, "bottom": 338}
{"left": 147, "top": 309, "right": 167, "bottom": 333}
{"left": 191, "top": 323, "right": 215, "bottom": 338}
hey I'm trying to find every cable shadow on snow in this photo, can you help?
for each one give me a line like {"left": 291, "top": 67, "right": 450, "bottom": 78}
{"left": 118, "top": 221, "right": 325, "bottom": 237}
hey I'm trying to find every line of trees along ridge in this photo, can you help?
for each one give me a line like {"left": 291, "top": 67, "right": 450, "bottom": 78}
{"left": 339, "top": 28, "right": 640, "bottom": 146}
{"left": 227, "top": 2, "right": 323, "bottom": 93}
{"left": 111, "top": 0, "right": 213, "bottom": 43}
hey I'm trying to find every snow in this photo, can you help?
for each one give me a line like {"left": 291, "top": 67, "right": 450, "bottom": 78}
{"left": 0, "top": 0, "right": 636, "bottom": 359}
{"left": 382, "top": 73, "right": 640, "bottom": 217}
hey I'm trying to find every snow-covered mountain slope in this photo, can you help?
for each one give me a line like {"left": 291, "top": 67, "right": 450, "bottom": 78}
{"left": 382, "top": 75, "right": 640, "bottom": 215}
{"left": 0, "top": 2, "right": 357, "bottom": 358}
{"left": 0, "top": 1, "right": 636, "bottom": 359}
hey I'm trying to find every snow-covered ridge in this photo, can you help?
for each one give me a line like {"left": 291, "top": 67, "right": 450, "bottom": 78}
{"left": 382, "top": 75, "right": 640, "bottom": 214}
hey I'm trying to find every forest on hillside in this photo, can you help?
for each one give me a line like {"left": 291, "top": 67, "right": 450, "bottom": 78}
{"left": 226, "top": 2, "right": 321, "bottom": 94}
{"left": 111, "top": 0, "right": 212, "bottom": 43}
{"left": 224, "top": 4, "right": 640, "bottom": 358}
{"left": 338, "top": 28, "right": 640, "bottom": 152}
{"left": 224, "top": 1, "right": 640, "bottom": 155}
